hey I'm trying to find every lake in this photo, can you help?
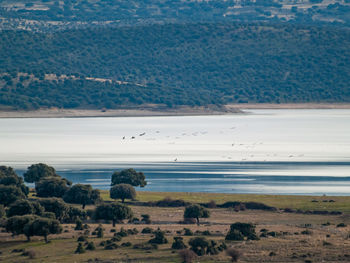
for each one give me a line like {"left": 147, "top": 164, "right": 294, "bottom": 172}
{"left": 1, "top": 109, "right": 350, "bottom": 195}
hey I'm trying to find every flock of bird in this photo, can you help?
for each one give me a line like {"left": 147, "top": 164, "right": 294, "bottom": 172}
{"left": 120, "top": 126, "right": 304, "bottom": 162}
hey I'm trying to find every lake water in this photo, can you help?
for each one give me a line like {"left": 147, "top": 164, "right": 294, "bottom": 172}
{"left": 1, "top": 109, "right": 350, "bottom": 195}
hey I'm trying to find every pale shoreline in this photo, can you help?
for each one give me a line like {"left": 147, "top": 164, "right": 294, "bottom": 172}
{"left": 0, "top": 103, "right": 349, "bottom": 118}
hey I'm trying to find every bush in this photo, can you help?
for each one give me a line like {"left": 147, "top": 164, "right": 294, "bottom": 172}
{"left": 104, "top": 243, "right": 118, "bottom": 250}
{"left": 184, "top": 228, "right": 193, "bottom": 236}
{"left": 141, "top": 227, "right": 153, "bottom": 234}
{"left": 225, "top": 222, "right": 258, "bottom": 241}
{"left": 75, "top": 219, "right": 83, "bottom": 230}
{"left": 336, "top": 223, "right": 347, "bottom": 227}
{"left": 179, "top": 249, "right": 197, "bottom": 263}
{"left": 77, "top": 235, "right": 87, "bottom": 242}
{"left": 75, "top": 243, "right": 85, "bottom": 254}
{"left": 121, "top": 242, "right": 132, "bottom": 247}
{"left": 207, "top": 200, "right": 216, "bottom": 208}
{"left": 86, "top": 242, "right": 96, "bottom": 250}
{"left": 226, "top": 247, "right": 241, "bottom": 262}
{"left": 149, "top": 230, "right": 168, "bottom": 244}
{"left": 202, "top": 230, "right": 211, "bottom": 236}
{"left": 189, "top": 237, "right": 209, "bottom": 256}
{"left": 149, "top": 197, "right": 190, "bottom": 207}
{"left": 141, "top": 214, "right": 151, "bottom": 224}
{"left": 172, "top": 237, "right": 187, "bottom": 249}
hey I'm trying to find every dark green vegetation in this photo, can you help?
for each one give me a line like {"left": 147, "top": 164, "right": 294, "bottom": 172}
{"left": 0, "top": 23, "right": 349, "bottom": 109}
{"left": 1, "top": 0, "right": 350, "bottom": 31}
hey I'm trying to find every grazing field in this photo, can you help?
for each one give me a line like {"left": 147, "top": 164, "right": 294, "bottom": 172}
{"left": 1, "top": 192, "right": 350, "bottom": 262}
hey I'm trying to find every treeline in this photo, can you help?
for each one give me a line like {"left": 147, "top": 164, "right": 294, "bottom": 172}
{"left": 1, "top": 23, "right": 350, "bottom": 109}
{"left": 1, "top": 0, "right": 349, "bottom": 30}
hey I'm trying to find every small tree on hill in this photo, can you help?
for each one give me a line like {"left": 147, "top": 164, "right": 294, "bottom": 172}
{"left": 23, "top": 163, "right": 58, "bottom": 183}
{"left": 111, "top": 168, "right": 146, "bottom": 187}
{"left": 184, "top": 204, "right": 210, "bottom": 225}
{"left": 63, "top": 184, "right": 100, "bottom": 209}
{"left": 110, "top": 184, "right": 136, "bottom": 203}
{"left": 35, "top": 177, "right": 70, "bottom": 198}
{"left": 94, "top": 202, "right": 133, "bottom": 227}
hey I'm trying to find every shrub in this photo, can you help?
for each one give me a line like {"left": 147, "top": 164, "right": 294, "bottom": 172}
{"left": 117, "top": 227, "right": 128, "bottom": 237}
{"left": 105, "top": 243, "right": 118, "bottom": 250}
{"left": 149, "top": 230, "right": 168, "bottom": 244}
{"left": 202, "top": 230, "right": 211, "bottom": 236}
{"left": 301, "top": 230, "right": 312, "bottom": 235}
{"left": 75, "top": 243, "right": 85, "bottom": 254}
{"left": 226, "top": 247, "right": 241, "bottom": 262}
{"left": 207, "top": 200, "right": 217, "bottom": 208}
{"left": 336, "top": 223, "right": 347, "bottom": 227}
{"left": 86, "top": 242, "right": 96, "bottom": 250}
{"left": 172, "top": 236, "right": 187, "bottom": 249}
{"left": 178, "top": 249, "right": 197, "bottom": 263}
{"left": 141, "top": 227, "right": 153, "bottom": 234}
{"left": 188, "top": 237, "right": 209, "bottom": 256}
{"left": 141, "top": 214, "right": 151, "bottom": 224}
{"left": 77, "top": 235, "right": 87, "bottom": 242}
{"left": 184, "top": 228, "right": 193, "bottom": 236}
{"left": 226, "top": 222, "right": 258, "bottom": 241}
{"left": 75, "top": 219, "right": 83, "bottom": 230}
{"left": 149, "top": 197, "right": 190, "bottom": 207}
{"left": 121, "top": 242, "right": 132, "bottom": 247}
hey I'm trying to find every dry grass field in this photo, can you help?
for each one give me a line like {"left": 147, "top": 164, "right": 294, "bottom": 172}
{"left": 1, "top": 192, "right": 350, "bottom": 263}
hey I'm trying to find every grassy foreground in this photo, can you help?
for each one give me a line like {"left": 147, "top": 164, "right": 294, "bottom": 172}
{"left": 2, "top": 191, "right": 350, "bottom": 263}
{"left": 100, "top": 191, "right": 350, "bottom": 213}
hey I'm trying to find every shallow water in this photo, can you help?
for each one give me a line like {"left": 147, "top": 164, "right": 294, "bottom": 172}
{"left": 1, "top": 109, "right": 350, "bottom": 195}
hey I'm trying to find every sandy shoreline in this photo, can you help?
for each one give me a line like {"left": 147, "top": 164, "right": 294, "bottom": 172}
{"left": 0, "top": 103, "right": 349, "bottom": 118}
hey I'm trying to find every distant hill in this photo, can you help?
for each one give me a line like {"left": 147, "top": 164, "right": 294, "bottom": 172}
{"left": 0, "top": 23, "right": 349, "bottom": 109}
{"left": 0, "top": 0, "right": 349, "bottom": 31}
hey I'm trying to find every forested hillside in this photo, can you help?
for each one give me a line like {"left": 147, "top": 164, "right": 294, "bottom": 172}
{"left": 1, "top": 0, "right": 350, "bottom": 31}
{"left": 0, "top": 23, "right": 349, "bottom": 109}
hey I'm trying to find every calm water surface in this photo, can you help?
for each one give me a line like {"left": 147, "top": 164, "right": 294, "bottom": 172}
{"left": 1, "top": 109, "right": 349, "bottom": 195}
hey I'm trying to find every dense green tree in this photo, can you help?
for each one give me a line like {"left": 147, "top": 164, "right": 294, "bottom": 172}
{"left": 63, "top": 184, "right": 100, "bottom": 209}
{"left": 5, "top": 215, "right": 36, "bottom": 241}
{"left": 0, "top": 166, "right": 29, "bottom": 195}
{"left": 7, "top": 200, "right": 43, "bottom": 217}
{"left": 35, "top": 177, "right": 70, "bottom": 198}
{"left": 24, "top": 217, "right": 62, "bottom": 243}
{"left": 111, "top": 169, "right": 147, "bottom": 187}
{"left": 0, "top": 185, "right": 26, "bottom": 206}
{"left": 23, "top": 163, "right": 58, "bottom": 183}
{"left": 38, "top": 198, "right": 68, "bottom": 221}
{"left": 94, "top": 202, "right": 133, "bottom": 227}
{"left": 184, "top": 204, "right": 210, "bottom": 225}
{"left": 110, "top": 183, "right": 136, "bottom": 203}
